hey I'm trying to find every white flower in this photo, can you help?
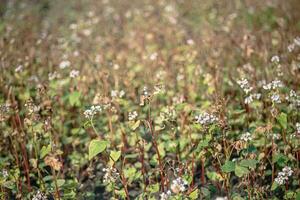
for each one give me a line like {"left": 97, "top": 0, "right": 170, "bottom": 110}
{"left": 82, "top": 29, "right": 92, "bottom": 36}
{"left": 32, "top": 190, "right": 47, "bottom": 200}
{"left": 128, "top": 111, "right": 138, "bottom": 121}
{"left": 187, "top": 39, "right": 194, "bottom": 45}
{"left": 215, "top": 197, "right": 228, "bottom": 200}
{"left": 84, "top": 105, "right": 102, "bottom": 119}
{"left": 15, "top": 65, "right": 23, "bottom": 72}
{"left": 244, "top": 95, "right": 253, "bottom": 104}
{"left": 282, "top": 166, "right": 293, "bottom": 176}
{"left": 69, "top": 70, "right": 79, "bottom": 78}
{"left": 271, "top": 93, "right": 281, "bottom": 103}
{"left": 244, "top": 93, "right": 261, "bottom": 104}
{"left": 288, "top": 43, "right": 295, "bottom": 52}
{"left": 271, "top": 55, "right": 280, "bottom": 63}
{"left": 237, "top": 78, "right": 253, "bottom": 94}
{"left": 170, "top": 177, "right": 188, "bottom": 194}
{"left": 48, "top": 71, "right": 60, "bottom": 80}
{"left": 2, "top": 169, "right": 8, "bottom": 178}
{"left": 111, "top": 90, "right": 118, "bottom": 98}
{"left": 59, "top": 60, "right": 71, "bottom": 69}
{"left": 149, "top": 52, "right": 158, "bottom": 60}
{"left": 275, "top": 166, "right": 293, "bottom": 185}
{"left": 160, "top": 190, "right": 171, "bottom": 200}
{"left": 119, "top": 90, "right": 125, "bottom": 98}
{"left": 241, "top": 132, "right": 252, "bottom": 142}
{"left": 102, "top": 166, "right": 119, "bottom": 183}
{"left": 110, "top": 90, "right": 125, "bottom": 98}
{"left": 263, "top": 80, "right": 283, "bottom": 90}
{"left": 195, "top": 112, "right": 218, "bottom": 126}
{"left": 294, "top": 36, "right": 300, "bottom": 46}
{"left": 296, "top": 123, "right": 300, "bottom": 134}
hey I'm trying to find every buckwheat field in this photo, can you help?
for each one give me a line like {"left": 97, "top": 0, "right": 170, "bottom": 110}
{"left": 0, "top": 0, "right": 300, "bottom": 199}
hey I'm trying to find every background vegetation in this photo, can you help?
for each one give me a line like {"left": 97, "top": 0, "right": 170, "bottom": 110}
{"left": 0, "top": 0, "right": 300, "bottom": 199}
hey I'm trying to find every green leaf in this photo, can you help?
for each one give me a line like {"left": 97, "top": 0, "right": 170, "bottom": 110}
{"left": 189, "top": 189, "right": 199, "bottom": 199}
{"left": 148, "top": 183, "right": 160, "bottom": 194}
{"left": 276, "top": 112, "right": 287, "bottom": 129}
{"left": 69, "top": 91, "right": 81, "bottom": 107}
{"left": 88, "top": 139, "right": 108, "bottom": 160}
{"left": 207, "top": 171, "right": 223, "bottom": 181}
{"left": 51, "top": 179, "right": 65, "bottom": 187}
{"left": 40, "top": 144, "right": 51, "bottom": 159}
{"left": 235, "top": 165, "right": 249, "bottom": 177}
{"left": 110, "top": 150, "right": 121, "bottom": 162}
{"left": 221, "top": 161, "right": 235, "bottom": 173}
{"left": 271, "top": 182, "right": 279, "bottom": 191}
{"left": 124, "top": 167, "right": 136, "bottom": 179}
{"left": 200, "top": 187, "right": 210, "bottom": 197}
{"left": 296, "top": 191, "right": 300, "bottom": 200}
{"left": 240, "top": 159, "right": 258, "bottom": 169}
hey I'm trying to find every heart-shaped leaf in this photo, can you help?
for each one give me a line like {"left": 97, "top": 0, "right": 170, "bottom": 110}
{"left": 88, "top": 139, "right": 108, "bottom": 160}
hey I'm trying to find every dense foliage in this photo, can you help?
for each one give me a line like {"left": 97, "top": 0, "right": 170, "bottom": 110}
{"left": 0, "top": 0, "right": 300, "bottom": 199}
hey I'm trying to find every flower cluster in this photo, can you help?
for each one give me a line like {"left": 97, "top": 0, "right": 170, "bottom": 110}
{"left": 102, "top": 166, "right": 119, "bottom": 183}
{"left": 128, "top": 111, "right": 138, "bottom": 121}
{"left": 160, "top": 106, "right": 177, "bottom": 122}
{"left": 271, "top": 55, "right": 280, "bottom": 63}
{"left": 286, "top": 90, "right": 300, "bottom": 107}
{"left": 195, "top": 112, "right": 218, "bottom": 126}
{"left": 59, "top": 60, "right": 71, "bottom": 69}
{"left": 32, "top": 190, "right": 48, "bottom": 200}
{"left": 69, "top": 69, "right": 80, "bottom": 78}
{"left": 84, "top": 105, "right": 102, "bottom": 119}
{"left": 262, "top": 79, "right": 283, "bottom": 90}
{"left": 111, "top": 90, "right": 125, "bottom": 98}
{"left": 1, "top": 169, "right": 8, "bottom": 178}
{"left": 275, "top": 166, "right": 293, "bottom": 185}
{"left": 170, "top": 177, "right": 188, "bottom": 194}
{"left": 240, "top": 132, "right": 252, "bottom": 142}
{"left": 244, "top": 93, "right": 261, "bottom": 104}
{"left": 270, "top": 93, "right": 281, "bottom": 104}
{"left": 287, "top": 36, "right": 300, "bottom": 52}
{"left": 237, "top": 78, "right": 262, "bottom": 104}
{"left": 296, "top": 123, "right": 300, "bottom": 134}
{"left": 160, "top": 190, "right": 171, "bottom": 200}
{"left": 237, "top": 78, "right": 253, "bottom": 94}
{"left": 48, "top": 71, "right": 60, "bottom": 80}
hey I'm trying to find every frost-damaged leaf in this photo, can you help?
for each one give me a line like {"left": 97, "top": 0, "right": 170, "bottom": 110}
{"left": 221, "top": 160, "right": 235, "bottom": 173}
{"left": 110, "top": 150, "right": 121, "bottom": 162}
{"left": 88, "top": 139, "right": 108, "bottom": 160}
{"left": 234, "top": 165, "right": 249, "bottom": 177}
{"left": 276, "top": 112, "right": 287, "bottom": 129}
